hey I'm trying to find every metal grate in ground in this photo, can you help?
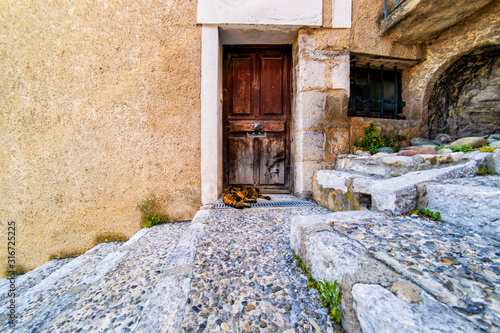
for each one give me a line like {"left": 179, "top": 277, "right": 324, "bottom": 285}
{"left": 215, "top": 201, "right": 317, "bottom": 209}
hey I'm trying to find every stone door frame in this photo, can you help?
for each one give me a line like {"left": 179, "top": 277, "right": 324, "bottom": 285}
{"left": 200, "top": 25, "right": 352, "bottom": 204}
{"left": 200, "top": 25, "right": 301, "bottom": 204}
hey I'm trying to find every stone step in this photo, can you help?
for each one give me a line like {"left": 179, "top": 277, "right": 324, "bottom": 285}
{"left": 0, "top": 257, "right": 72, "bottom": 306}
{"left": 313, "top": 161, "right": 478, "bottom": 216}
{"left": 335, "top": 152, "right": 469, "bottom": 178}
{"left": 0, "top": 211, "right": 210, "bottom": 333}
{"left": 0, "top": 227, "right": 153, "bottom": 332}
{"left": 335, "top": 150, "right": 496, "bottom": 179}
{"left": 0, "top": 241, "right": 121, "bottom": 312}
{"left": 291, "top": 211, "right": 498, "bottom": 332}
{"left": 417, "top": 175, "right": 500, "bottom": 241}
{"left": 40, "top": 221, "right": 195, "bottom": 333}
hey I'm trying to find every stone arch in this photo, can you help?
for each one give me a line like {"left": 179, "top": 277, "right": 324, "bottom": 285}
{"left": 427, "top": 44, "right": 500, "bottom": 139}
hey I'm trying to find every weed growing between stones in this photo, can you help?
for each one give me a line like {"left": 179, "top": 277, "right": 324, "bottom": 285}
{"left": 476, "top": 167, "right": 496, "bottom": 176}
{"left": 436, "top": 145, "right": 476, "bottom": 152}
{"left": 137, "top": 195, "right": 169, "bottom": 228}
{"left": 93, "top": 232, "right": 129, "bottom": 245}
{"left": 480, "top": 147, "right": 497, "bottom": 153}
{"left": 142, "top": 215, "right": 169, "bottom": 228}
{"left": 2, "top": 264, "right": 27, "bottom": 277}
{"left": 48, "top": 249, "right": 86, "bottom": 260}
{"left": 292, "top": 251, "right": 342, "bottom": 323}
{"left": 354, "top": 122, "right": 406, "bottom": 153}
{"left": 408, "top": 209, "right": 441, "bottom": 221}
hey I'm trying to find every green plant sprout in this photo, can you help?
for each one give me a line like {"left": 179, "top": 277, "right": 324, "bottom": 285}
{"left": 409, "top": 209, "right": 441, "bottom": 221}
{"left": 293, "top": 251, "right": 342, "bottom": 323}
{"left": 143, "top": 215, "right": 169, "bottom": 228}
{"left": 354, "top": 122, "right": 406, "bottom": 153}
{"left": 476, "top": 167, "right": 496, "bottom": 176}
{"left": 436, "top": 145, "right": 476, "bottom": 153}
{"left": 137, "top": 195, "right": 169, "bottom": 228}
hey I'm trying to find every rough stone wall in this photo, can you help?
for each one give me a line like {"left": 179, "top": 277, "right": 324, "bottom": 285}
{"left": 428, "top": 47, "right": 500, "bottom": 138}
{"left": 0, "top": 0, "right": 201, "bottom": 276}
{"left": 404, "top": 0, "right": 500, "bottom": 132}
{"left": 292, "top": 36, "right": 350, "bottom": 198}
{"left": 292, "top": 0, "right": 421, "bottom": 198}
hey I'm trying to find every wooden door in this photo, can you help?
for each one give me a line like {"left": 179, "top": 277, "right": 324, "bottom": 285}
{"left": 223, "top": 45, "right": 292, "bottom": 193}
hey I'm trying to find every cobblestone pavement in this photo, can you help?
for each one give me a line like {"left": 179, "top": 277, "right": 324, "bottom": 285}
{"left": 331, "top": 213, "right": 500, "bottom": 331}
{"left": 179, "top": 206, "right": 343, "bottom": 333}
{"left": 3, "top": 201, "right": 498, "bottom": 332}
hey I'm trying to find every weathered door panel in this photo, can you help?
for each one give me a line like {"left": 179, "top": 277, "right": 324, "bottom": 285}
{"left": 228, "top": 137, "right": 254, "bottom": 185}
{"left": 232, "top": 57, "right": 253, "bottom": 115}
{"left": 259, "top": 138, "right": 286, "bottom": 185}
{"left": 260, "top": 57, "right": 284, "bottom": 115}
{"left": 223, "top": 45, "right": 292, "bottom": 193}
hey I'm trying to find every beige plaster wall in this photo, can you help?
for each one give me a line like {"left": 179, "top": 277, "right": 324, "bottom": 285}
{"left": 404, "top": 0, "right": 500, "bottom": 128}
{"left": 0, "top": 0, "right": 201, "bottom": 276}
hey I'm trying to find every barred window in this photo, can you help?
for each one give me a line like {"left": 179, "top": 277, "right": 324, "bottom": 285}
{"left": 349, "top": 63, "right": 405, "bottom": 119}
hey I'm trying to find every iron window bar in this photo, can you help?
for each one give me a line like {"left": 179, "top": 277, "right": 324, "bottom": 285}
{"left": 349, "top": 62, "right": 405, "bottom": 119}
{"left": 367, "top": 63, "right": 371, "bottom": 117}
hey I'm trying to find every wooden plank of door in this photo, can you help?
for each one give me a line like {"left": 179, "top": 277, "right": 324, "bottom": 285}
{"left": 227, "top": 121, "right": 285, "bottom": 133}
{"left": 228, "top": 137, "right": 254, "bottom": 185}
{"left": 260, "top": 56, "right": 283, "bottom": 115}
{"left": 259, "top": 137, "right": 286, "bottom": 185}
{"left": 232, "top": 57, "right": 252, "bottom": 115}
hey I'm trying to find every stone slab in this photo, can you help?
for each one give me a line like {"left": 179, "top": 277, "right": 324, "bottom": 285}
{"left": 312, "top": 170, "right": 375, "bottom": 212}
{"left": 488, "top": 149, "right": 500, "bottom": 173}
{"left": 133, "top": 275, "right": 192, "bottom": 333}
{"left": 8, "top": 241, "right": 124, "bottom": 309}
{"left": 134, "top": 222, "right": 206, "bottom": 332}
{"left": 352, "top": 284, "right": 478, "bottom": 333}
{"left": 292, "top": 211, "right": 493, "bottom": 332}
{"left": 449, "top": 137, "right": 486, "bottom": 148}
{"left": 371, "top": 161, "right": 477, "bottom": 215}
{"left": 0, "top": 257, "right": 72, "bottom": 306}
{"left": 291, "top": 211, "right": 403, "bottom": 333}
{"left": 328, "top": 213, "right": 500, "bottom": 331}
{"left": 418, "top": 183, "right": 500, "bottom": 240}
{"left": 315, "top": 169, "right": 372, "bottom": 193}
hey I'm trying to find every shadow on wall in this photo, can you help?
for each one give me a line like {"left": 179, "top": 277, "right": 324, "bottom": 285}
{"left": 428, "top": 45, "right": 500, "bottom": 139}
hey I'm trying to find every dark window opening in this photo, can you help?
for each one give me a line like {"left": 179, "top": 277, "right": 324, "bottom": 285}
{"left": 349, "top": 63, "right": 406, "bottom": 119}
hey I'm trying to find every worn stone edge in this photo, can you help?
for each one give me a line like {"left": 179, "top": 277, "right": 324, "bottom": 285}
{"left": 290, "top": 211, "right": 480, "bottom": 333}
{"left": 133, "top": 210, "right": 208, "bottom": 333}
